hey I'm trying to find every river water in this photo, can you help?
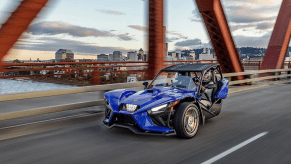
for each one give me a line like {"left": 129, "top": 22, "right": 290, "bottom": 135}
{"left": 0, "top": 79, "right": 76, "bottom": 94}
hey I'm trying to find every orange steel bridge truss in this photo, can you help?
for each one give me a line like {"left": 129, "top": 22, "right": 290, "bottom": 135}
{"left": 0, "top": 0, "right": 50, "bottom": 68}
{"left": 260, "top": 0, "right": 291, "bottom": 70}
{"left": 0, "top": 0, "right": 290, "bottom": 79}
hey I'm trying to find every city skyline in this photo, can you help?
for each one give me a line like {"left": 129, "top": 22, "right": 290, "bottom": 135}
{"left": 9, "top": 46, "right": 288, "bottom": 62}
{"left": 0, "top": 0, "right": 289, "bottom": 60}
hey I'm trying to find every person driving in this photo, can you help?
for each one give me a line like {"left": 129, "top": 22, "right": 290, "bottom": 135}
{"left": 193, "top": 71, "right": 212, "bottom": 108}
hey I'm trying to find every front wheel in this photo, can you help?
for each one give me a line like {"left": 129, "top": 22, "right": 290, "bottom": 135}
{"left": 173, "top": 103, "right": 200, "bottom": 139}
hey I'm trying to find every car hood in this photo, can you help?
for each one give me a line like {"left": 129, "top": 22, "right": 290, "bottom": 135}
{"left": 120, "top": 87, "right": 191, "bottom": 112}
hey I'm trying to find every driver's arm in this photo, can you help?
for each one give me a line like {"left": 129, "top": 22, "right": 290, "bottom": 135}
{"left": 195, "top": 81, "right": 204, "bottom": 90}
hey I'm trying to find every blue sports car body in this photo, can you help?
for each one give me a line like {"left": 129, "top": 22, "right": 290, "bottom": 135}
{"left": 103, "top": 64, "right": 229, "bottom": 138}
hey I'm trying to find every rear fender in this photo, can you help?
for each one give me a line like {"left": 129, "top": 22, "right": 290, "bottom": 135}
{"left": 216, "top": 78, "right": 229, "bottom": 99}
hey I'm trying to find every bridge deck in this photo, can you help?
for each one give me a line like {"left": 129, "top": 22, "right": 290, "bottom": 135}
{"left": 0, "top": 83, "right": 290, "bottom": 163}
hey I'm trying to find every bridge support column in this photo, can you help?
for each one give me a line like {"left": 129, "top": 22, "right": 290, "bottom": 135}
{"left": 146, "top": 0, "right": 164, "bottom": 80}
{"left": 195, "top": 0, "right": 244, "bottom": 79}
{"left": 261, "top": 0, "right": 291, "bottom": 70}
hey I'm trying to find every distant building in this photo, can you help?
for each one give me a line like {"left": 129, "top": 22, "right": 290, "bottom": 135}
{"left": 185, "top": 56, "right": 194, "bottom": 60}
{"left": 97, "top": 54, "right": 109, "bottom": 61}
{"left": 60, "top": 58, "right": 76, "bottom": 62}
{"left": 113, "top": 51, "right": 122, "bottom": 61}
{"left": 79, "top": 59, "right": 95, "bottom": 62}
{"left": 108, "top": 54, "right": 113, "bottom": 61}
{"left": 176, "top": 49, "right": 182, "bottom": 59}
{"left": 190, "top": 51, "right": 195, "bottom": 59}
{"left": 55, "top": 49, "right": 74, "bottom": 62}
{"left": 127, "top": 51, "right": 138, "bottom": 61}
{"left": 249, "top": 56, "right": 264, "bottom": 60}
{"left": 203, "top": 48, "right": 208, "bottom": 54}
{"left": 165, "top": 56, "right": 177, "bottom": 61}
{"left": 177, "top": 58, "right": 186, "bottom": 61}
{"left": 171, "top": 52, "right": 177, "bottom": 58}
{"left": 139, "top": 48, "right": 144, "bottom": 61}
{"left": 199, "top": 48, "right": 216, "bottom": 60}
{"left": 137, "top": 54, "right": 143, "bottom": 61}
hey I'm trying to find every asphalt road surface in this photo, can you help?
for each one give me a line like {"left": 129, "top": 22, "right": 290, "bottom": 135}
{"left": 1, "top": 83, "right": 291, "bottom": 164}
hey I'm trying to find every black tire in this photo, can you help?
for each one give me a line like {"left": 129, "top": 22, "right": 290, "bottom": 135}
{"left": 173, "top": 102, "right": 200, "bottom": 139}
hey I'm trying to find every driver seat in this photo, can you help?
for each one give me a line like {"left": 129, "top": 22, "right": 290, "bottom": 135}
{"left": 202, "top": 71, "right": 218, "bottom": 105}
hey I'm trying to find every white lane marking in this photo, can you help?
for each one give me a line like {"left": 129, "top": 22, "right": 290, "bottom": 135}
{"left": 0, "top": 112, "right": 102, "bottom": 130}
{"left": 201, "top": 132, "right": 268, "bottom": 164}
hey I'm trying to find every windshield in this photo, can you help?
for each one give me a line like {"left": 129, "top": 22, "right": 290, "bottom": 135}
{"left": 150, "top": 72, "right": 198, "bottom": 91}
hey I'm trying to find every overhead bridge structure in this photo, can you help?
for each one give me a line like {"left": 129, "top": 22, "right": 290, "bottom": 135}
{"left": 0, "top": 0, "right": 291, "bottom": 77}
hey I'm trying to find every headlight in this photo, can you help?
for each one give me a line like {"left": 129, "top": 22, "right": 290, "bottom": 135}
{"left": 151, "top": 104, "right": 167, "bottom": 112}
{"left": 147, "top": 100, "right": 180, "bottom": 115}
{"left": 125, "top": 104, "right": 138, "bottom": 112}
{"left": 147, "top": 104, "right": 168, "bottom": 114}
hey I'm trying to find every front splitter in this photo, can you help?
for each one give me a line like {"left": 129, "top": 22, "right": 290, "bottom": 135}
{"left": 102, "top": 123, "right": 176, "bottom": 136}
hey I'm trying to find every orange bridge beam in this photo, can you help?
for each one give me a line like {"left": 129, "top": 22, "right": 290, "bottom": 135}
{"left": 195, "top": 0, "right": 244, "bottom": 77}
{"left": 0, "top": 0, "right": 50, "bottom": 67}
{"left": 146, "top": 0, "right": 164, "bottom": 80}
{"left": 261, "top": 0, "right": 291, "bottom": 70}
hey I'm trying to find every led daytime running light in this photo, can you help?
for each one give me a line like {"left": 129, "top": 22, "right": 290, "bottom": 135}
{"left": 151, "top": 104, "right": 167, "bottom": 112}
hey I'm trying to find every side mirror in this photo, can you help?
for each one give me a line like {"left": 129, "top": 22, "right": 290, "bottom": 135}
{"left": 205, "top": 83, "right": 216, "bottom": 89}
{"left": 143, "top": 81, "right": 149, "bottom": 89}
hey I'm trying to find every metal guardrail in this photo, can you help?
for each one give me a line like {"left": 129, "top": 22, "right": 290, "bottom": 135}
{"left": 224, "top": 68, "right": 291, "bottom": 85}
{"left": 1, "top": 69, "right": 291, "bottom": 121}
{"left": 1, "top": 60, "right": 290, "bottom": 87}
{"left": 1, "top": 68, "right": 291, "bottom": 102}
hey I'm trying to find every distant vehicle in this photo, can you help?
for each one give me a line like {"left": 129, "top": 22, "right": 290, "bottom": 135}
{"left": 103, "top": 63, "right": 229, "bottom": 138}
{"left": 40, "top": 70, "right": 47, "bottom": 75}
{"left": 54, "top": 71, "right": 61, "bottom": 78}
{"left": 127, "top": 76, "right": 137, "bottom": 83}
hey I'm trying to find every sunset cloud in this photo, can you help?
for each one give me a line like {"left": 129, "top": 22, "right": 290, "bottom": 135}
{"left": 14, "top": 37, "right": 130, "bottom": 54}
{"left": 96, "top": 9, "right": 126, "bottom": 15}
{"left": 28, "top": 21, "right": 133, "bottom": 41}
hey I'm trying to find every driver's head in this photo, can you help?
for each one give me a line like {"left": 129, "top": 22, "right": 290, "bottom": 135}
{"left": 203, "top": 71, "right": 212, "bottom": 82}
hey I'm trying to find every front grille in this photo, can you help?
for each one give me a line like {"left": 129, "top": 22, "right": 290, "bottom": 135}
{"left": 112, "top": 114, "right": 136, "bottom": 125}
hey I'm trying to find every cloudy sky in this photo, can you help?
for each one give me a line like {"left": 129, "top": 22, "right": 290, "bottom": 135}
{"left": 0, "top": 0, "right": 285, "bottom": 60}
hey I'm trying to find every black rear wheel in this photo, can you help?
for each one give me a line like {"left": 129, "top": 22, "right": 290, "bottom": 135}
{"left": 173, "top": 103, "right": 200, "bottom": 139}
